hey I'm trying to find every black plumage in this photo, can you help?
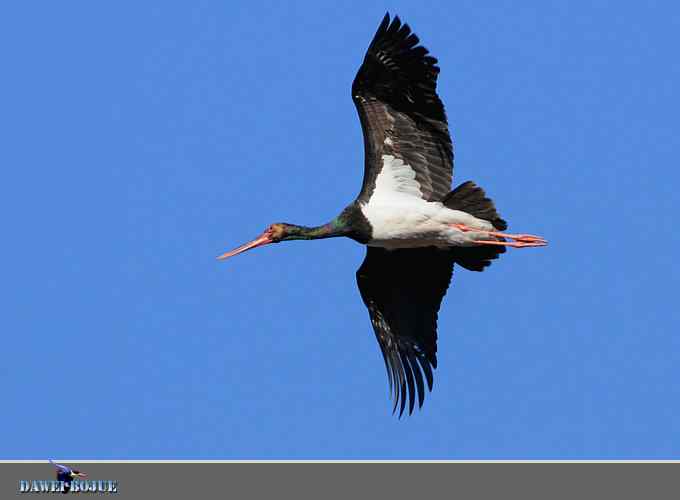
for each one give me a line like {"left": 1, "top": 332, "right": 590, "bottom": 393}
{"left": 352, "top": 13, "right": 453, "bottom": 204}
{"left": 357, "top": 247, "right": 452, "bottom": 416}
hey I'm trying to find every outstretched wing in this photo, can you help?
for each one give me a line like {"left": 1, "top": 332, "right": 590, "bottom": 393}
{"left": 352, "top": 13, "right": 453, "bottom": 204}
{"left": 356, "top": 246, "right": 455, "bottom": 416}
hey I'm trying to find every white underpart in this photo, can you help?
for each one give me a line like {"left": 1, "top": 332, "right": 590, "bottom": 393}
{"left": 373, "top": 154, "right": 423, "bottom": 198}
{"left": 361, "top": 154, "right": 497, "bottom": 249}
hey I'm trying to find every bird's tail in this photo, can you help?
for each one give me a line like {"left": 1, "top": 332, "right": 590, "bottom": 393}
{"left": 441, "top": 181, "right": 507, "bottom": 230}
{"left": 442, "top": 181, "right": 507, "bottom": 272}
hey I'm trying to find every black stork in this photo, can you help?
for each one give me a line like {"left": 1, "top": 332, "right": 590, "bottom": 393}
{"left": 218, "top": 13, "right": 546, "bottom": 416}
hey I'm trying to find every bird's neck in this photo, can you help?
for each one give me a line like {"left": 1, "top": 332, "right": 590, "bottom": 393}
{"left": 284, "top": 217, "right": 350, "bottom": 241}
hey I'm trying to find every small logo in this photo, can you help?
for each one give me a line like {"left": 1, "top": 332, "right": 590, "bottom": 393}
{"left": 17, "top": 460, "right": 118, "bottom": 494}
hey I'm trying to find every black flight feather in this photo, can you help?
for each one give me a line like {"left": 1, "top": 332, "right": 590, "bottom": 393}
{"left": 356, "top": 246, "right": 454, "bottom": 416}
{"left": 352, "top": 13, "right": 454, "bottom": 204}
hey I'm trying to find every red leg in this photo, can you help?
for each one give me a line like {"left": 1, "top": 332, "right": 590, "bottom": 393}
{"left": 472, "top": 239, "right": 546, "bottom": 248}
{"left": 451, "top": 224, "right": 547, "bottom": 247}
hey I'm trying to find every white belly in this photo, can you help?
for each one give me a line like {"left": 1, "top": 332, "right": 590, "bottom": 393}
{"left": 360, "top": 195, "right": 496, "bottom": 250}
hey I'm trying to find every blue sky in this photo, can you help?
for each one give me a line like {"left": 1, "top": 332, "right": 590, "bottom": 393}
{"left": 2, "top": 1, "right": 679, "bottom": 459}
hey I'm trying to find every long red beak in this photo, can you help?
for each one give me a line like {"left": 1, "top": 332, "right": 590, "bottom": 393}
{"left": 216, "top": 232, "right": 273, "bottom": 261}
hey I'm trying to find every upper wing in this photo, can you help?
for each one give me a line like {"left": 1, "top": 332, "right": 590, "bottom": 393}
{"left": 356, "top": 246, "right": 455, "bottom": 416}
{"left": 352, "top": 13, "right": 453, "bottom": 204}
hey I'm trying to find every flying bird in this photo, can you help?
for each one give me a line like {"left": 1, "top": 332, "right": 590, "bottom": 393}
{"left": 218, "top": 13, "right": 546, "bottom": 416}
{"left": 49, "top": 459, "right": 87, "bottom": 493}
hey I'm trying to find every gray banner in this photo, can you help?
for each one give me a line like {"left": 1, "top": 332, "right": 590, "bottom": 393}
{"left": 1, "top": 462, "right": 678, "bottom": 499}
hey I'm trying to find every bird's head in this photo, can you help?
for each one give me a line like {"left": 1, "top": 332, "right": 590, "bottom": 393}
{"left": 69, "top": 470, "right": 87, "bottom": 479}
{"left": 216, "top": 223, "right": 302, "bottom": 261}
